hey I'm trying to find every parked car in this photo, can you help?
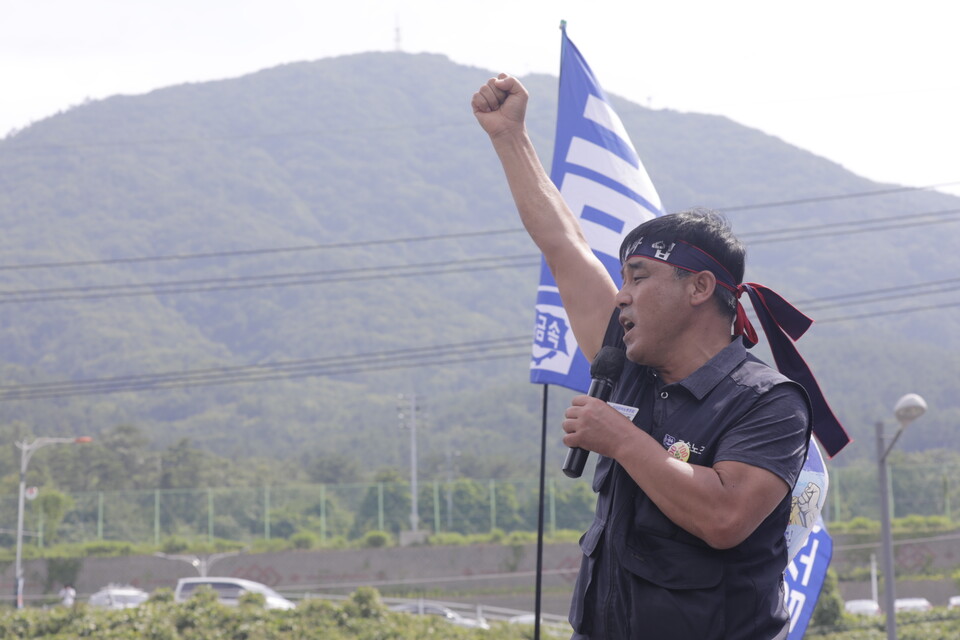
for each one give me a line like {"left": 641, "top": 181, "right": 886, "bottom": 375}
{"left": 88, "top": 584, "right": 150, "bottom": 609}
{"left": 949, "top": 595, "right": 960, "bottom": 609}
{"left": 389, "top": 601, "right": 490, "bottom": 630}
{"left": 894, "top": 597, "right": 932, "bottom": 612}
{"left": 844, "top": 599, "right": 881, "bottom": 616}
{"left": 173, "top": 577, "right": 295, "bottom": 610}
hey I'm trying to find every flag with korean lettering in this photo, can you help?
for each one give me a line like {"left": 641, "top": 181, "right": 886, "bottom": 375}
{"left": 784, "top": 520, "right": 833, "bottom": 639}
{"left": 784, "top": 438, "right": 832, "bottom": 638}
{"left": 530, "top": 22, "right": 664, "bottom": 390}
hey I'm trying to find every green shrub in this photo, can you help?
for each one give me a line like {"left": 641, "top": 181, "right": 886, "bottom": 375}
{"left": 188, "top": 584, "right": 221, "bottom": 604}
{"left": 44, "top": 557, "right": 82, "bottom": 593}
{"left": 506, "top": 530, "right": 536, "bottom": 545}
{"left": 14, "top": 587, "right": 960, "bottom": 639}
{"left": 150, "top": 587, "right": 174, "bottom": 603}
{"left": 160, "top": 537, "right": 190, "bottom": 554}
{"left": 250, "top": 537, "right": 292, "bottom": 553}
{"left": 486, "top": 528, "right": 506, "bottom": 543}
{"left": 80, "top": 540, "right": 135, "bottom": 557}
{"left": 895, "top": 514, "right": 952, "bottom": 533}
{"left": 239, "top": 590, "right": 267, "bottom": 608}
{"left": 835, "top": 517, "right": 877, "bottom": 533}
{"left": 360, "top": 530, "right": 391, "bottom": 548}
{"left": 547, "top": 529, "right": 584, "bottom": 543}
{"left": 324, "top": 535, "right": 350, "bottom": 550}
{"left": 297, "top": 596, "right": 338, "bottom": 615}
{"left": 342, "top": 586, "right": 386, "bottom": 619}
{"left": 810, "top": 569, "right": 844, "bottom": 628}
{"left": 211, "top": 538, "right": 246, "bottom": 553}
{"left": 428, "top": 531, "right": 468, "bottom": 546}
{"left": 291, "top": 530, "right": 319, "bottom": 550}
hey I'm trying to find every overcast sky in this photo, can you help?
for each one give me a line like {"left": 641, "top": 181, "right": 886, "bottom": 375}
{"left": 3, "top": 0, "right": 958, "bottom": 194}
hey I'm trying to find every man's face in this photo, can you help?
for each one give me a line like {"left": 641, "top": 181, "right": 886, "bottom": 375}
{"left": 616, "top": 257, "right": 694, "bottom": 367}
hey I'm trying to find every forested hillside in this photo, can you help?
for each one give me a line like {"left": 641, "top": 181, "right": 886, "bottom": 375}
{"left": 0, "top": 51, "right": 958, "bottom": 487}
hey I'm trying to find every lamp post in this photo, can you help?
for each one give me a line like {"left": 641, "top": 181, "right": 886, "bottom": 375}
{"left": 877, "top": 393, "right": 927, "bottom": 640}
{"left": 14, "top": 436, "right": 92, "bottom": 609}
{"left": 154, "top": 551, "right": 243, "bottom": 577}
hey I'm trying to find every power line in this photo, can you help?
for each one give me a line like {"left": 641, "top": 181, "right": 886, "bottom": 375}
{"left": 1, "top": 185, "right": 956, "bottom": 273}
{"left": 0, "top": 253, "right": 539, "bottom": 295}
{"left": 795, "top": 277, "right": 960, "bottom": 312}
{"left": 5, "top": 206, "right": 960, "bottom": 305}
{"left": 0, "top": 254, "right": 542, "bottom": 304}
{"left": 0, "top": 348, "right": 530, "bottom": 400}
{"left": 3, "top": 283, "right": 956, "bottom": 402}
{"left": 815, "top": 299, "right": 960, "bottom": 325}
{"left": 0, "top": 227, "right": 526, "bottom": 272}
{"left": 3, "top": 273, "right": 957, "bottom": 401}
{"left": 0, "top": 119, "right": 467, "bottom": 154}
{"left": 740, "top": 281, "right": 960, "bottom": 328}
{"left": 0, "top": 336, "right": 533, "bottom": 401}
{"left": 721, "top": 181, "right": 960, "bottom": 212}
{"left": 743, "top": 208, "right": 960, "bottom": 244}
{"left": 0, "top": 335, "right": 530, "bottom": 391}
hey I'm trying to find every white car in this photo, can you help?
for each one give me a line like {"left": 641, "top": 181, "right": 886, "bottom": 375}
{"left": 894, "top": 597, "right": 932, "bottom": 612}
{"left": 844, "top": 599, "right": 881, "bottom": 616}
{"left": 949, "top": 595, "right": 960, "bottom": 609}
{"left": 174, "top": 577, "right": 295, "bottom": 610}
{"left": 389, "top": 601, "right": 490, "bottom": 630}
{"left": 88, "top": 584, "right": 150, "bottom": 609}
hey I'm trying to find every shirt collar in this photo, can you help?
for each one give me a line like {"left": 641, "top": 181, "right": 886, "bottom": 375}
{"left": 672, "top": 337, "right": 747, "bottom": 401}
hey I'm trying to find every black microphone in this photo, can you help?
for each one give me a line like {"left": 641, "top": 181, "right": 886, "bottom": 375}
{"left": 562, "top": 346, "right": 626, "bottom": 478}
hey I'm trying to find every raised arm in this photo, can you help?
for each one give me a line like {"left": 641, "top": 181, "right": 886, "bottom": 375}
{"left": 472, "top": 74, "right": 618, "bottom": 361}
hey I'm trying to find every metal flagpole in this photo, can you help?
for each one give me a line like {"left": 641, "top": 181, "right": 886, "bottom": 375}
{"left": 534, "top": 383, "right": 549, "bottom": 640}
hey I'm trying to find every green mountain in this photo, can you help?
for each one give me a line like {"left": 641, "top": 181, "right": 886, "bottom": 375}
{"left": 0, "top": 51, "right": 957, "bottom": 477}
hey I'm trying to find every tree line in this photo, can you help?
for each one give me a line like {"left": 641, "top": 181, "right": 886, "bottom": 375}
{"left": 3, "top": 423, "right": 960, "bottom": 551}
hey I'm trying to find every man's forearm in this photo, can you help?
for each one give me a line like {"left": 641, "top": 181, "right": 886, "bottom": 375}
{"left": 489, "top": 128, "right": 588, "bottom": 259}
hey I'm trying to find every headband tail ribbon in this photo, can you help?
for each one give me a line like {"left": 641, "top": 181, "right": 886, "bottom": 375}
{"left": 739, "top": 283, "right": 850, "bottom": 457}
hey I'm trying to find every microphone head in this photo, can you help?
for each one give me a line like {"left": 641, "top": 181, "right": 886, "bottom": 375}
{"left": 590, "top": 346, "right": 625, "bottom": 383}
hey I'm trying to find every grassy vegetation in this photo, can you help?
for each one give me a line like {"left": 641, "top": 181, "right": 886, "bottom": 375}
{"left": 0, "top": 528, "right": 585, "bottom": 568}
{"left": 0, "top": 587, "right": 541, "bottom": 640}
{"left": 2, "top": 586, "right": 959, "bottom": 640}
{"left": 807, "top": 609, "right": 960, "bottom": 639}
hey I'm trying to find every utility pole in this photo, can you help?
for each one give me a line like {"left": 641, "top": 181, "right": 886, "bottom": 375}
{"left": 14, "top": 436, "right": 92, "bottom": 608}
{"left": 397, "top": 394, "right": 424, "bottom": 541}
{"left": 445, "top": 448, "right": 461, "bottom": 530}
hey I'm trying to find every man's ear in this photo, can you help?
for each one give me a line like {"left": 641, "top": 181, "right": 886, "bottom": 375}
{"left": 689, "top": 270, "right": 717, "bottom": 306}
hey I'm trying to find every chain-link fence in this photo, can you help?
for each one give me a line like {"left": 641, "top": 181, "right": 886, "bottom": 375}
{"left": 3, "top": 463, "right": 957, "bottom": 550}
{"left": 0, "top": 477, "right": 599, "bottom": 548}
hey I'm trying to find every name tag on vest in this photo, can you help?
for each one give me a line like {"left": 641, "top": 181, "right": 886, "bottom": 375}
{"left": 608, "top": 402, "right": 639, "bottom": 421}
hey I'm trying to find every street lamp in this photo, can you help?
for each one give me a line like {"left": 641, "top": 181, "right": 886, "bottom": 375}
{"left": 877, "top": 393, "right": 927, "bottom": 640}
{"left": 14, "top": 436, "right": 92, "bottom": 609}
{"left": 154, "top": 551, "right": 243, "bottom": 577}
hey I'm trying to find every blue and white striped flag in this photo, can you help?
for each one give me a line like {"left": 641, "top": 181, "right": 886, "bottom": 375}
{"left": 530, "top": 23, "right": 663, "bottom": 390}
{"left": 785, "top": 519, "right": 834, "bottom": 638}
{"left": 784, "top": 439, "right": 833, "bottom": 638}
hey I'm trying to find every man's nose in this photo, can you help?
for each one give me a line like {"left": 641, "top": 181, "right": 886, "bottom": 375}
{"left": 615, "top": 287, "right": 630, "bottom": 308}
